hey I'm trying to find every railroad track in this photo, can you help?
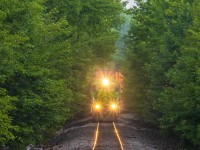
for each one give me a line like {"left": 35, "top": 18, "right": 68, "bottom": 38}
{"left": 92, "top": 122, "right": 124, "bottom": 150}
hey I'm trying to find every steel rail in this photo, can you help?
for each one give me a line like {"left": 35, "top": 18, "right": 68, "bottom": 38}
{"left": 113, "top": 122, "right": 124, "bottom": 150}
{"left": 92, "top": 122, "right": 100, "bottom": 150}
{"left": 92, "top": 122, "right": 124, "bottom": 150}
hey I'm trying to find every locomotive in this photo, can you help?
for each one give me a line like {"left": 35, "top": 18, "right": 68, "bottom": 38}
{"left": 90, "top": 70, "right": 123, "bottom": 121}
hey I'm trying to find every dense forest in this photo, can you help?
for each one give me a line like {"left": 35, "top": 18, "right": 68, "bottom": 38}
{"left": 124, "top": 0, "right": 200, "bottom": 148}
{"left": 1, "top": 0, "right": 200, "bottom": 149}
{"left": 0, "top": 0, "right": 123, "bottom": 149}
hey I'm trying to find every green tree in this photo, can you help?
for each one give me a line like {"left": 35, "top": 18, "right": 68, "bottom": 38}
{"left": 0, "top": 0, "right": 73, "bottom": 148}
{"left": 124, "top": 0, "right": 200, "bottom": 147}
{"left": 0, "top": 0, "right": 123, "bottom": 148}
{"left": 124, "top": 0, "right": 193, "bottom": 120}
{"left": 0, "top": 89, "right": 16, "bottom": 145}
{"left": 159, "top": 0, "right": 200, "bottom": 146}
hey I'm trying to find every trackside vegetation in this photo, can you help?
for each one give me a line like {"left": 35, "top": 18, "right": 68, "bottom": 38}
{"left": 0, "top": 0, "right": 123, "bottom": 149}
{"left": 124, "top": 0, "right": 200, "bottom": 148}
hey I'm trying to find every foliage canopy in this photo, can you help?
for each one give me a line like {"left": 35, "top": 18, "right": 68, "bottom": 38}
{"left": 0, "top": 0, "right": 123, "bottom": 148}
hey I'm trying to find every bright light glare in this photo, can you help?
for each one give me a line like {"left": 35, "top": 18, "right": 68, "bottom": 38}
{"left": 102, "top": 78, "right": 109, "bottom": 86}
{"left": 95, "top": 104, "right": 100, "bottom": 109}
{"left": 111, "top": 104, "right": 117, "bottom": 109}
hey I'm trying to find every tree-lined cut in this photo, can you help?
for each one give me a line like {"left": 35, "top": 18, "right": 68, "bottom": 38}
{"left": 124, "top": 0, "right": 200, "bottom": 148}
{"left": 0, "top": 0, "right": 123, "bottom": 149}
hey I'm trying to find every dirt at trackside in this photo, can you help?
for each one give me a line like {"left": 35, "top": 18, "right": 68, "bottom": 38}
{"left": 33, "top": 113, "right": 180, "bottom": 150}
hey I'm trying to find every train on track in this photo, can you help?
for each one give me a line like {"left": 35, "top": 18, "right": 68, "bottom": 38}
{"left": 90, "top": 69, "right": 123, "bottom": 121}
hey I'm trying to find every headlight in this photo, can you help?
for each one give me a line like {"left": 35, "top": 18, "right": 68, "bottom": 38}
{"left": 95, "top": 104, "right": 100, "bottom": 109}
{"left": 111, "top": 104, "right": 117, "bottom": 109}
{"left": 102, "top": 78, "right": 109, "bottom": 86}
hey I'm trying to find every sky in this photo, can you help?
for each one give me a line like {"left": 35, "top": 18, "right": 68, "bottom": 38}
{"left": 121, "top": 0, "right": 136, "bottom": 8}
